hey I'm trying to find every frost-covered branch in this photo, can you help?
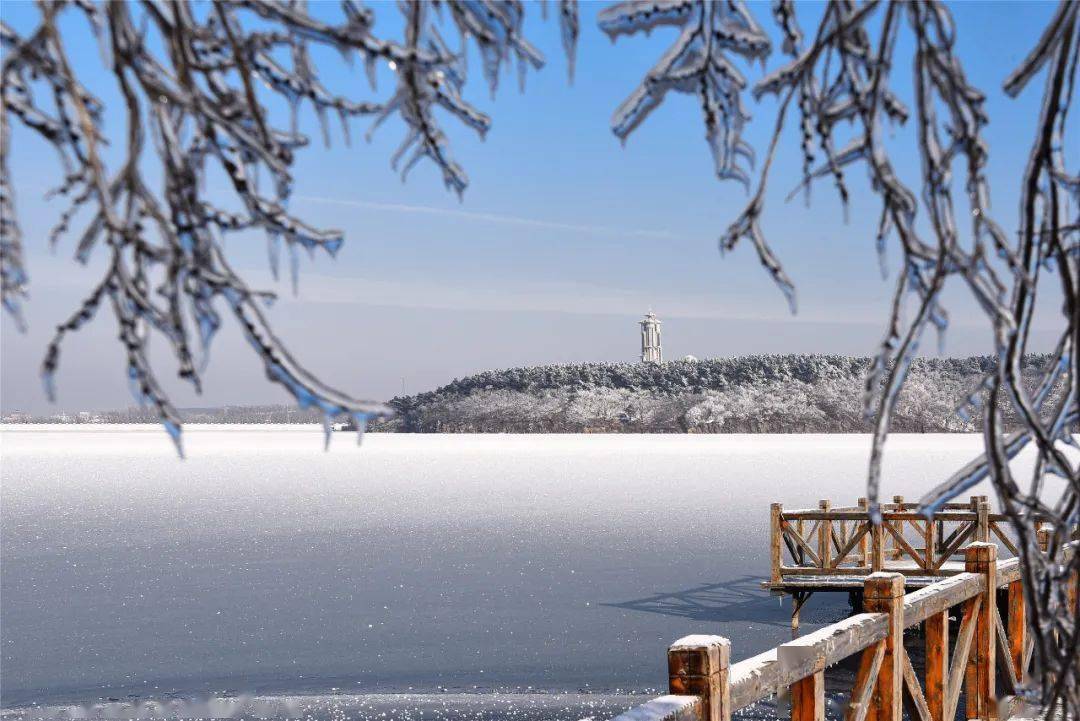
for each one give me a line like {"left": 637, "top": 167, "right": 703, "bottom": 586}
{"left": 602, "top": 0, "right": 1078, "bottom": 711}
{"left": 0, "top": 0, "right": 577, "bottom": 452}
{"left": 598, "top": 0, "right": 771, "bottom": 188}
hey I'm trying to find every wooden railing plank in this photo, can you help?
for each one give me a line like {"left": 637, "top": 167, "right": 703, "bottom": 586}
{"left": 782, "top": 534, "right": 801, "bottom": 566}
{"left": 728, "top": 650, "right": 777, "bottom": 711}
{"left": 990, "top": 522, "right": 1019, "bottom": 556}
{"left": 945, "top": 595, "right": 981, "bottom": 721}
{"left": 782, "top": 522, "right": 821, "bottom": 567}
{"left": 903, "top": 573, "right": 984, "bottom": 627}
{"left": 996, "top": 557, "right": 1021, "bottom": 586}
{"left": 934, "top": 524, "right": 976, "bottom": 571}
{"left": 901, "top": 649, "right": 932, "bottom": 721}
{"left": 829, "top": 523, "right": 871, "bottom": 568}
{"left": 995, "top": 606, "right": 1019, "bottom": 694}
{"left": 782, "top": 511, "right": 981, "bottom": 522}
{"left": 780, "top": 566, "right": 872, "bottom": 576}
{"left": 938, "top": 521, "right": 973, "bottom": 557}
{"left": 884, "top": 521, "right": 929, "bottom": 572}
{"left": 775, "top": 613, "right": 889, "bottom": 686}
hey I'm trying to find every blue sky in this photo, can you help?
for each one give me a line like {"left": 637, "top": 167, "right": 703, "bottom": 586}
{"left": 0, "top": 0, "right": 1068, "bottom": 413}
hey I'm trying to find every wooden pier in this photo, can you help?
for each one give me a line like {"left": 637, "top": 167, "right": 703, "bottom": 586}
{"left": 765, "top": 495, "right": 1044, "bottom": 630}
{"left": 607, "top": 500, "right": 1077, "bottom": 721}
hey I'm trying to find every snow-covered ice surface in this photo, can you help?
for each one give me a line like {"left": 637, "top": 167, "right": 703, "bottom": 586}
{"left": 0, "top": 428, "right": 1007, "bottom": 718}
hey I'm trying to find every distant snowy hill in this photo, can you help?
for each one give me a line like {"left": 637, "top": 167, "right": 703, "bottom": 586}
{"left": 380, "top": 354, "right": 1059, "bottom": 434}
{"left": 14, "top": 354, "right": 1061, "bottom": 433}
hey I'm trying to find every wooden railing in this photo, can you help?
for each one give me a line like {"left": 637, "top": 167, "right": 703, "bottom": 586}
{"left": 612, "top": 543, "right": 1032, "bottom": 721}
{"left": 768, "top": 496, "right": 1042, "bottom": 583}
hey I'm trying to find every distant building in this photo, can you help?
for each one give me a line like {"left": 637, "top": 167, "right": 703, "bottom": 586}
{"left": 639, "top": 311, "right": 663, "bottom": 363}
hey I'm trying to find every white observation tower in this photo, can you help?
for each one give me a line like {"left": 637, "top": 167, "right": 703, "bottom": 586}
{"left": 639, "top": 311, "right": 663, "bottom": 363}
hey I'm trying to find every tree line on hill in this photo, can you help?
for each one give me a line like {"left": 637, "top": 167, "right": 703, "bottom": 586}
{"left": 7, "top": 355, "right": 1062, "bottom": 434}
{"left": 382, "top": 354, "right": 1060, "bottom": 433}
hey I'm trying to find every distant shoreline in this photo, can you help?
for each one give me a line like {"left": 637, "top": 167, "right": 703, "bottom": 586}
{"left": 3, "top": 353, "right": 1062, "bottom": 434}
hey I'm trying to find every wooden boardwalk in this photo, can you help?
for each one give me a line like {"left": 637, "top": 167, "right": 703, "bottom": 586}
{"left": 611, "top": 545, "right": 1038, "bottom": 721}
{"left": 602, "top": 499, "right": 1077, "bottom": 721}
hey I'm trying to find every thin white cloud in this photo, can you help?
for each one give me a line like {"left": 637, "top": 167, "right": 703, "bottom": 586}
{"left": 240, "top": 268, "right": 889, "bottom": 326}
{"left": 294, "top": 195, "right": 677, "bottom": 240}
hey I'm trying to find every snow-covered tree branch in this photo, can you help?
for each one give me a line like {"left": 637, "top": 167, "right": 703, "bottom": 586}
{"left": 0, "top": 0, "right": 577, "bottom": 453}
{"left": 602, "top": 0, "right": 1078, "bottom": 711}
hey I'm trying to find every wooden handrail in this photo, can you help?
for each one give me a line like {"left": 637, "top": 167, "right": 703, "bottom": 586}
{"left": 779, "top": 510, "right": 1041, "bottom": 523}
{"left": 728, "top": 649, "right": 778, "bottom": 711}
{"left": 902, "top": 571, "right": 984, "bottom": 626}
{"left": 610, "top": 543, "right": 1022, "bottom": 721}
{"left": 614, "top": 695, "right": 702, "bottom": 721}
{"left": 778, "top": 612, "right": 888, "bottom": 689}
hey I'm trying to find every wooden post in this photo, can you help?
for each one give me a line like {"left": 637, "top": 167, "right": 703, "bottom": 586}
{"left": 858, "top": 498, "right": 871, "bottom": 568}
{"left": 818, "top": 500, "right": 831, "bottom": 569}
{"left": 668, "top": 635, "right": 731, "bottom": 721}
{"left": 891, "top": 496, "right": 905, "bottom": 561}
{"left": 798, "top": 518, "right": 807, "bottom": 565}
{"left": 925, "top": 609, "right": 949, "bottom": 721}
{"left": 964, "top": 543, "right": 997, "bottom": 720}
{"left": 1036, "top": 524, "right": 1049, "bottom": 554}
{"left": 936, "top": 516, "right": 944, "bottom": 558}
{"left": 1007, "top": 579, "right": 1025, "bottom": 684}
{"left": 771, "top": 503, "right": 783, "bottom": 584}
{"left": 871, "top": 520, "right": 885, "bottom": 573}
{"left": 864, "top": 572, "right": 904, "bottom": 721}
{"left": 975, "top": 500, "right": 990, "bottom": 544}
{"left": 792, "top": 668, "right": 825, "bottom": 721}
{"left": 924, "top": 510, "right": 937, "bottom": 574}
{"left": 1067, "top": 539, "right": 1078, "bottom": 618}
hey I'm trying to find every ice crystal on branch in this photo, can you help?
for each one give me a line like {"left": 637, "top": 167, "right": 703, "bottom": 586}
{"left": 0, "top": 0, "right": 577, "bottom": 451}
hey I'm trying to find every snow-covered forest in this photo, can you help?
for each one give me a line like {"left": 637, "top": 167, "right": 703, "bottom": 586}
{"left": 381, "top": 355, "right": 1059, "bottom": 434}
{"left": 12, "top": 355, "right": 1060, "bottom": 433}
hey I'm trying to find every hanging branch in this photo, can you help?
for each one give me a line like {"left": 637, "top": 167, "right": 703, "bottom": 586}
{"left": 0, "top": 0, "right": 579, "bottom": 452}
{"left": 603, "top": 0, "right": 1077, "bottom": 712}
{"left": 598, "top": 0, "right": 771, "bottom": 188}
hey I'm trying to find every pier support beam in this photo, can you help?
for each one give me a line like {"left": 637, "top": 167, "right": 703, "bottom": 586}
{"left": 791, "top": 591, "right": 812, "bottom": 633}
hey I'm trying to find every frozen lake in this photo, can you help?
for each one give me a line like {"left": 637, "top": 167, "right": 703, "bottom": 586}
{"left": 1, "top": 428, "right": 1001, "bottom": 717}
